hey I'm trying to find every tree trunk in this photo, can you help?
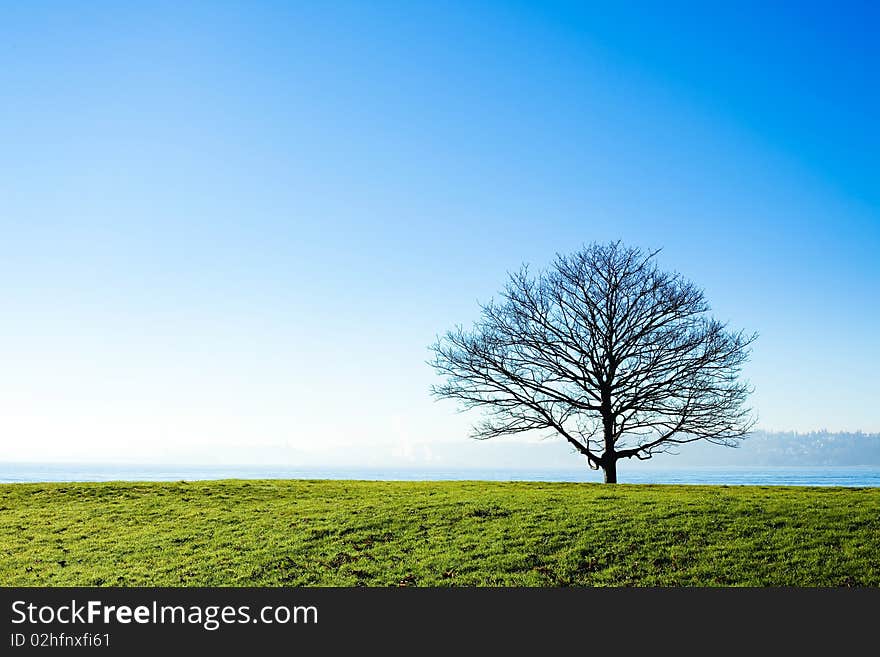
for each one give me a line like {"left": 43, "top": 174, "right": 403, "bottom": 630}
{"left": 603, "top": 458, "right": 617, "bottom": 484}
{"left": 601, "top": 409, "right": 617, "bottom": 483}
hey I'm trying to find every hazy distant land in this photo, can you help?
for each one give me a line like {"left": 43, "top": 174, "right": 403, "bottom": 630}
{"left": 658, "top": 430, "right": 880, "bottom": 467}
{"left": 203, "top": 430, "right": 880, "bottom": 469}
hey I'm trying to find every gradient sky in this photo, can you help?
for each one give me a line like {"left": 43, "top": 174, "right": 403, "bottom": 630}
{"left": 1, "top": 1, "right": 878, "bottom": 464}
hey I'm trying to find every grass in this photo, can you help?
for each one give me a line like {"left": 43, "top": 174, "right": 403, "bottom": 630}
{"left": 1, "top": 479, "right": 878, "bottom": 586}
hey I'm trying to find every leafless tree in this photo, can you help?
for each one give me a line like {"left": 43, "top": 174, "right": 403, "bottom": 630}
{"left": 430, "top": 242, "right": 756, "bottom": 483}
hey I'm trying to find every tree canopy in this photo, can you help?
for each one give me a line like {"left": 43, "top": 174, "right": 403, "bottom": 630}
{"left": 430, "top": 242, "right": 756, "bottom": 483}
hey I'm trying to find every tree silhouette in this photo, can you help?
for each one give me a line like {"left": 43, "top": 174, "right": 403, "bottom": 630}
{"left": 430, "top": 242, "right": 756, "bottom": 483}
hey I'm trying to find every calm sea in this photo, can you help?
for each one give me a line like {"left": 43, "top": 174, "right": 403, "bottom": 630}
{"left": 1, "top": 463, "right": 879, "bottom": 487}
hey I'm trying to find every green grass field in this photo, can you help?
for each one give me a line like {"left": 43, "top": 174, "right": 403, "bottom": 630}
{"left": 1, "top": 480, "right": 878, "bottom": 586}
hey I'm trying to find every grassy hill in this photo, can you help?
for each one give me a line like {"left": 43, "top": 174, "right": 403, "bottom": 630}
{"left": 1, "top": 480, "right": 877, "bottom": 586}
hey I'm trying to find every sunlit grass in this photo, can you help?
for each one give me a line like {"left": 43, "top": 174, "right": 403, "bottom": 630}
{"left": 1, "top": 480, "right": 877, "bottom": 586}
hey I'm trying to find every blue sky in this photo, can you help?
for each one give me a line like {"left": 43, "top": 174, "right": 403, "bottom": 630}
{"left": 1, "top": 1, "right": 877, "bottom": 465}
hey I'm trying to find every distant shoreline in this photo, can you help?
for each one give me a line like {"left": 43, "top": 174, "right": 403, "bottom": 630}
{"left": 2, "top": 463, "right": 879, "bottom": 487}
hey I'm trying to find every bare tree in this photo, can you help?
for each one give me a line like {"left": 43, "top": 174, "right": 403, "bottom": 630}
{"left": 430, "top": 242, "right": 756, "bottom": 483}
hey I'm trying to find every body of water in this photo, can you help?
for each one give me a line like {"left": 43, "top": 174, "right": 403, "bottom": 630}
{"left": 1, "top": 463, "right": 879, "bottom": 487}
